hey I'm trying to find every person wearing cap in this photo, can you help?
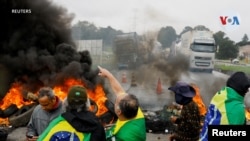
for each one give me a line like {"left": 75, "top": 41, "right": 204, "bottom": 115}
{"left": 37, "top": 85, "right": 106, "bottom": 141}
{"left": 200, "top": 71, "right": 250, "bottom": 141}
{"left": 168, "top": 81, "right": 201, "bottom": 141}
{"left": 98, "top": 66, "right": 146, "bottom": 141}
{"left": 26, "top": 87, "right": 63, "bottom": 141}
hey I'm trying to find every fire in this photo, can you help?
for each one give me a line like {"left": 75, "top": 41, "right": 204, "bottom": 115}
{"left": 53, "top": 78, "right": 108, "bottom": 116}
{"left": 0, "top": 78, "right": 109, "bottom": 125}
{"left": 87, "top": 85, "right": 108, "bottom": 116}
{"left": 0, "top": 82, "right": 33, "bottom": 124}
{"left": 246, "top": 109, "right": 250, "bottom": 121}
{"left": 53, "top": 78, "right": 84, "bottom": 100}
{"left": 191, "top": 83, "right": 207, "bottom": 116}
{"left": 191, "top": 83, "right": 250, "bottom": 121}
{"left": 0, "top": 82, "right": 33, "bottom": 110}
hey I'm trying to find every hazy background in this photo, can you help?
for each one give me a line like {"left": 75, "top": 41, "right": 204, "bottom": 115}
{"left": 52, "top": 0, "right": 249, "bottom": 42}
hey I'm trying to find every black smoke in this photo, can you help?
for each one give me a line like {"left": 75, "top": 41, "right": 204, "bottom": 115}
{"left": 0, "top": 0, "right": 99, "bottom": 97}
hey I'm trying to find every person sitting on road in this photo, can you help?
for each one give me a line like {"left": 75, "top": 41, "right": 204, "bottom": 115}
{"left": 26, "top": 87, "right": 63, "bottom": 141}
{"left": 98, "top": 66, "right": 146, "bottom": 141}
{"left": 37, "top": 85, "right": 106, "bottom": 141}
{"left": 168, "top": 81, "right": 201, "bottom": 141}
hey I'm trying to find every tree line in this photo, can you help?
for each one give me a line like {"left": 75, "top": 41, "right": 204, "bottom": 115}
{"left": 71, "top": 21, "right": 250, "bottom": 60}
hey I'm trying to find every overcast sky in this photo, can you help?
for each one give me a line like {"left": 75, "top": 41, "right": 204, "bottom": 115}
{"left": 52, "top": 0, "right": 249, "bottom": 42}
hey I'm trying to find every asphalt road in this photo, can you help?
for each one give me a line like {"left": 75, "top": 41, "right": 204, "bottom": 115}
{"left": 114, "top": 70, "right": 230, "bottom": 110}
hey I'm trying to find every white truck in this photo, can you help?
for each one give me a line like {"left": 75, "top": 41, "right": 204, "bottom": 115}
{"left": 176, "top": 30, "right": 217, "bottom": 73}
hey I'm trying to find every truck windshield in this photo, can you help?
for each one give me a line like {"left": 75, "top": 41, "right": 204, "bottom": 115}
{"left": 191, "top": 44, "right": 216, "bottom": 53}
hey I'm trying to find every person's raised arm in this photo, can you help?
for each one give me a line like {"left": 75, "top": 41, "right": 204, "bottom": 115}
{"left": 98, "top": 66, "right": 126, "bottom": 97}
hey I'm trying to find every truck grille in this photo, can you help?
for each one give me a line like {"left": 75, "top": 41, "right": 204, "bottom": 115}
{"left": 195, "top": 62, "right": 210, "bottom": 67}
{"left": 194, "top": 56, "right": 211, "bottom": 60}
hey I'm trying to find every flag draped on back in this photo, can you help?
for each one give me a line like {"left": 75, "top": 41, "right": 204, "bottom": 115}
{"left": 38, "top": 115, "right": 91, "bottom": 141}
{"left": 199, "top": 87, "right": 245, "bottom": 141}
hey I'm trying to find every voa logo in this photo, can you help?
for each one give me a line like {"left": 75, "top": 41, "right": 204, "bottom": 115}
{"left": 219, "top": 10, "right": 240, "bottom": 31}
{"left": 220, "top": 16, "right": 239, "bottom": 25}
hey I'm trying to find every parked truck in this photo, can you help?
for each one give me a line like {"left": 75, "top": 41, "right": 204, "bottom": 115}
{"left": 176, "top": 30, "right": 217, "bottom": 73}
{"left": 113, "top": 32, "right": 139, "bottom": 69}
{"left": 113, "top": 32, "right": 165, "bottom": 70}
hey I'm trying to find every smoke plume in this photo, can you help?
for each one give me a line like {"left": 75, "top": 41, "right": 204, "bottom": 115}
{"left": 0, "top": 0, "right": 99, "bottom": 97}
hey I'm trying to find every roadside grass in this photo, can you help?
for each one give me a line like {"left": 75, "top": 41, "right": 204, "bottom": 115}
{"left": 215, "top": 64, "right": 250, "bottom": 75}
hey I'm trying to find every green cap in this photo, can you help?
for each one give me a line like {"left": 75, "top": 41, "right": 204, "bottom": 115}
{"left": 67, "top": 85, "right": 87, "bottom": 106}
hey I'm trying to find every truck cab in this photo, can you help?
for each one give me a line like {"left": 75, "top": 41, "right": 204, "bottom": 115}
{"left": 189, "top": 37, "right": 217, "bottom": 73}
{"left": 178, "top": 30, "right": 217, "bottom": 73}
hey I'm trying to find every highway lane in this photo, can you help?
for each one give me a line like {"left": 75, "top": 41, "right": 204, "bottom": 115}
{"left": 107, "top": 70, "right": 230, "bottom": 111}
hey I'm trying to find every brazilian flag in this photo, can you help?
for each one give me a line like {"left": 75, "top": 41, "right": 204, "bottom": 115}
{"left": 199, "top": 87, "right": 245, "bottom": 141}
{"left": 38, "top": 115, "right": 91, "bottom": 141}
{"left": 209, "top": 87, "right": 245, "bottom": 124}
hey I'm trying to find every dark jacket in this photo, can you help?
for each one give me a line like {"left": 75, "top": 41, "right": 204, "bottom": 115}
{"left": 62, "top": 110, "right": 106, "bottom": 141}
{"left": 172, "top": 101, "right": 201, "bottom": 141}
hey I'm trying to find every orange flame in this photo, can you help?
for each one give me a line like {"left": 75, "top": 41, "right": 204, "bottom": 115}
{"left": 0, "top": 78, "right": 109, "bottom": 125}
{"left": 246, "top": 109, "right": 250, "bottom": 121}
{"left": 53, "top": 78, "right": 108, "bottom": 116}
{"left": 87, "top": 85, "right": 108, "bottom": 116}
{"left": 0, "top": 82, "right": 33, "bottom": 124}
{"left": 191, "top": 84, "right": 207, "bottom": 116}
{"left": 0, "top": 82, "right": 33, "bottom": 110}
{"left": 53, "top": 78, "right": 84, "bottom": 100}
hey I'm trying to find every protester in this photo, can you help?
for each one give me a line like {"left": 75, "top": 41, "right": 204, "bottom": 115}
{"left": 168, "top": 81, "right": 201, "bottom": 141}
{"left": 26, "top": 87, "right": 63, "bottom": 141}
{"left": 200, "top": 71, "right": 250, "bottom": 141}
{"left": 98, "top": 66, "right": 146, "bottom": 141}
{"left": 38, "top": 85, "right": 106, "bottom": 141}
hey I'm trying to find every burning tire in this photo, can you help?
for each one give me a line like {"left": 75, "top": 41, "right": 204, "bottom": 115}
{"left": 90, "top": 99, "right": 98, "bottom": 114}
{"left": 13, "top": 104, "right": 35, "bottom": 117}
{"left": 0, "top": 104, "right": 18, "bottom": 118}
{"left": 9, "top": 104, "right": 37, "bottom": 128}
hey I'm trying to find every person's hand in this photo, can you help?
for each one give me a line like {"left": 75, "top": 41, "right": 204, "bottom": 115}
{"left": 98, "top": 65, "right": 125, "bottom": 95}
{"left": 26, "top": 136, "right": 38, "bottom": 141}
{"left": 98, "top": 66, "right": 110, "bottom": 78}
